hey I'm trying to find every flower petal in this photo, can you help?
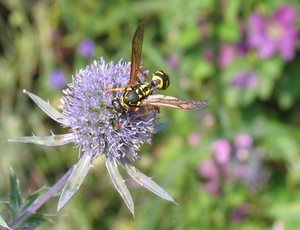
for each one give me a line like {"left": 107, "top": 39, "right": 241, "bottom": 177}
{"left": 57, "top": 154, "right": 92, "bottom": 211}
{"left": 277, "top": 28, "right": 298, "bottom": 61}
{"left": 7, "top": 133, "right": 74, "bottom": 146}
{"left": 119, "top": 157, "right": 177, "bottom": 204}
{"left": 249, "top": 13, "right": 266, "bottom": 32}
{"left": 273, "top": 4, "right": 297, "bottom": 25}
{"left": 257, "top": 40, "right": 277, "bottom": 58}
{"left": 24, "top": 90, "right": 69, "bottom": 126}
{"left": 106, "top": 159, "right": 134, "bottom": 216}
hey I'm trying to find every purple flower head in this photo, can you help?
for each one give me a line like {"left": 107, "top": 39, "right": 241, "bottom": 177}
{"left": 211, "top": 139, "right": 231, "bottom": 165}
{"left": 202, "top": 179, "right": 220, "bottom": 196}
{"left": 234, "top": 133, "right": 253, "bottom": 149}
{"left": 231, "top": 70, "right": 259, "bottom": 89}
{"left": 230, "top": 204, "right": 249, "bottom": 223}
{"left": 236, "top": 20, "right": 251, "bottom": 54}
{"left": 248, "top": 4, "right": 298, "bottom": 61}
{"left": 197, "top": 159, "right": 220, "bottom": 196}
{"left": 48, "top": 69, "right": 67, "bottom": 88}
{"left": 204, "top": 43, "right": 246, "bottom": 69}
{"left": 9, "top": 57, "right": 176, "bottom": 215}
{"left": 59, "top": 58, "right": 155, "bottom": 161}
{"left": 188, "top": 132, "right": 201, "bottom": 147}
{"left": 167, "top": 54, "right": 179, "bottom": 70}
{"left": 218, "top": 45, "right": 238, "bottom": 69}
{"left": 197, "top": 159, "right": 219, "bottom": 180}
{"left": 77, "top": 39, "right": 95, "bottom": 59}
{"left": 243, "top": 149, "right": 268, "bottom": 189}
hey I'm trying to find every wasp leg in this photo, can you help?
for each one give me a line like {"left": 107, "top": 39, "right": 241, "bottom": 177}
{"left": 131, "top": 106, "right": 147, "bottom": 121}
{"left": 154, "top": 106, "right": 160, "bottom": 113}
{"left": 131, "top": 106, "right": 158, "bottom": 121}
{"left": 105, "top": 87, "right": 126, "bottom": 93}
{"left": 115, "top": 113, "right": 121, "bottom": 129}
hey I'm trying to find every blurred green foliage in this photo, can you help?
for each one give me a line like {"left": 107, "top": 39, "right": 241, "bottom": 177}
{"left": 1, "top": 0, "right": 300, "bottom": 229}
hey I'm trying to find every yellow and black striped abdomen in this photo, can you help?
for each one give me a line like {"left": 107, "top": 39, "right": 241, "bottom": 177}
{"left": 151, "top": 70, "right": 170, "bottom": 90}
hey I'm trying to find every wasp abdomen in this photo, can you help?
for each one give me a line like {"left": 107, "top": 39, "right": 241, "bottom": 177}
{"left": 151, "top": 70, "right": 170, "bottom": 90}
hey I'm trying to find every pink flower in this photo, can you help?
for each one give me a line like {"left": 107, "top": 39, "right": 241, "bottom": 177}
{"left": 204, "top": 45, "right": 239, "bottom": 69}
{"left": 197, "top": 159, "right": 219, "bottom": 179}
{"left": 218, "top": 45, "right": 238, "bottom": 69}
{"left": 211, "top": 139, "right": 231, "bottom": 165}
{"left": 188, "top": 132, "right": 201, "bottom": 147}
{"left": 234, "top": 133, "right": 253, "bottom": 149}
{"left": 197, "top": 160, "right": 220, "bottom": 196}
{"left": 248, "top": 4, "right": 298, "bottom": 61}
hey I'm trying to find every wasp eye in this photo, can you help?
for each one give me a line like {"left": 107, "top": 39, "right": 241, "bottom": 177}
{"left": 152, "top": 70, "right": 170, "bottom": 90}
{"left": 112, "top": 98, "right": 126, "bottom": 113}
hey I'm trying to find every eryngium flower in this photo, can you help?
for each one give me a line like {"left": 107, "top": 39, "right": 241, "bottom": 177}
{"left": 77, "top": 39, "right": 95, "bottom": 59}
{"left": 48, "top": 69, "right": 67, "bottom": 88}
{"left": 9, "top": 57, "right": 176, "bottom": 215}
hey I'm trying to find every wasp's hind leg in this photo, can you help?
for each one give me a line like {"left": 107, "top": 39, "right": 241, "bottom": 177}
{"left": 131, "top": 106, "right": 159, "bottom": 121}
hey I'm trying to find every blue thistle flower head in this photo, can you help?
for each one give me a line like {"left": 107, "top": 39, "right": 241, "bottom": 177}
{"left": 77, "top": 39, "right": 95, "bottom": 59}
{"left": 48, "top": 69, "right": 67, "bottom": 88}
{"left": 60, "top": 57, "right": 155, "bottom": 161}
{"left": 9, "top": 57, "right": 175, "bottom": 215}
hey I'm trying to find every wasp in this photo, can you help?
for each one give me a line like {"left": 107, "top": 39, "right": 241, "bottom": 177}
{"left": 106, "top": 22, "right": 209, "bottom": 120}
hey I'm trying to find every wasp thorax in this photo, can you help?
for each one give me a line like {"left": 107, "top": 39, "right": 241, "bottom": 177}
{"left": 151, "top": 70, "right": 170, "bottom": 90}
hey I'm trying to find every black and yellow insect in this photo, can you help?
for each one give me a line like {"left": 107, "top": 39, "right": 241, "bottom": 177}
{"left": 106, "top": 22, "right": 170, "bottom": 113}
{"left": 110, "top": 69, "right": 170, "bottom": 114}
{"left": 106, "top": 22, "right": 209, "bottom": 118}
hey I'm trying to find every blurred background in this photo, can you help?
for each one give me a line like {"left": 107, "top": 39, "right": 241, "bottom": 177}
{"left": 1, "top": 0, "right": 300, "bottom": 229}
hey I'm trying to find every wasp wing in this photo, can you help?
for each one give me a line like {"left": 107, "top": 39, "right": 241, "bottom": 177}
{"left": 140, "top": 94, "right": 209, "bottom": 110}
{"left": 128, "top": 21, "right": 145, "bottom": 87}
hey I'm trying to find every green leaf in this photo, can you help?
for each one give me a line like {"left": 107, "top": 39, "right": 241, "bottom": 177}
{"left": 4, "top": 170, "right": 53, "bottom": 229}
{"left": 119, "top": 157, "right": 177, "bottom": 204}
{"left": 24, "top": 213, "right": 51, "bottom": 230}
{"left": 9, "top": 168, "right": 22, "bottom": 217}
{"left": 176, "top": 25, "right": 199, "bottom": 48}
{"left": 8, "top": 133, "right": 74, "bottom": 146}
{"left": 256, "top": 55, "right": 283, "bottom": 78}
{"left": 24, "top": 90, "right": 69, "bottom": 126}
{"left": 106, "top": 159, "right": 134, "bottom": 216}
{"left": 218, "top": 21, "right": 240, "bottom": 42}
{"left": 191, "top": 58, "right": 214, "bottom": 81}
{"left": 275, "top": 56, "right": 300, "bottom": 109}
{"left": 57, "top": 154, "right": 92, "bottom": 211}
